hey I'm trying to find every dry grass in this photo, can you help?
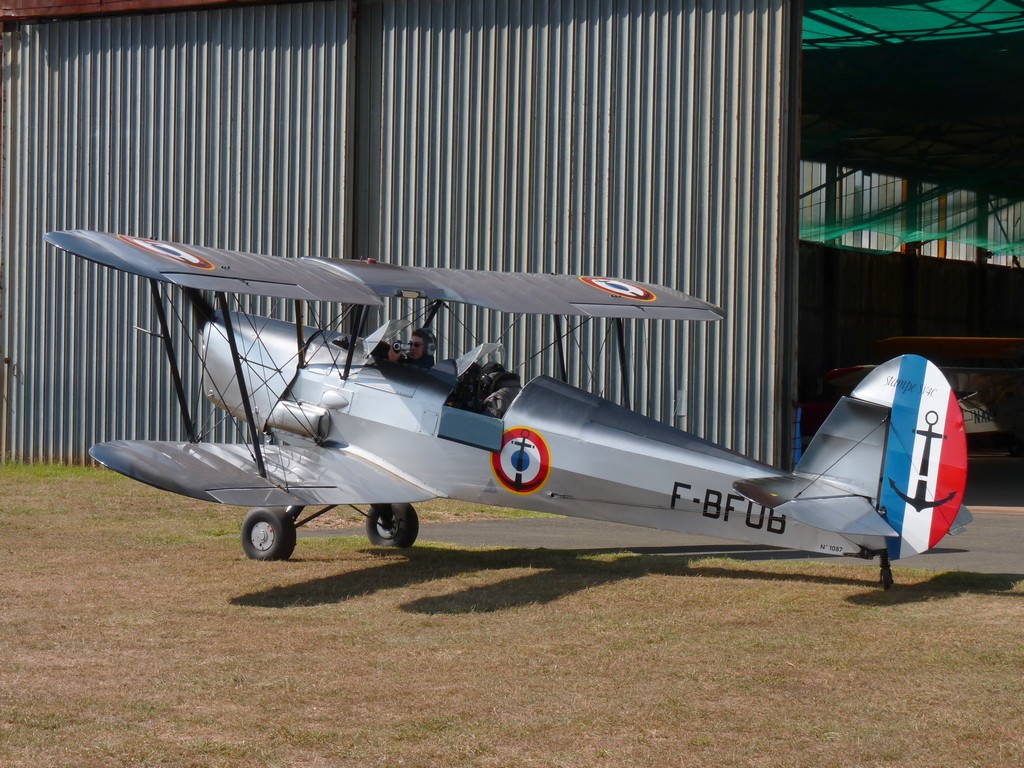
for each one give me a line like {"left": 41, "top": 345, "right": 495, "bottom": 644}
{"left": 1, "top": 464, "right": 1022, "bottom": 767}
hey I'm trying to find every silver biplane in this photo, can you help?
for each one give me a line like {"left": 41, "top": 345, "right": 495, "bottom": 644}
{"left": 46, "top": 230, "right": 972, "bottom": 588}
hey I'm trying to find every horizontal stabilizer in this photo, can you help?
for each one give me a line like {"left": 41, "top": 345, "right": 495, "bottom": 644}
{"left": 948, "top": 505, "right": 974, "bottom": 536}
{"left": 734, "top": 475, "right": 897, "bottom": 538}
{"left": 781, "top": 495, "right": 898, "bottom": 538}
{"left": 733, "top": 473, "right": 865, "bottom": 509}
{"left": 90, "top": 440, "right": 437, "bottom": 506}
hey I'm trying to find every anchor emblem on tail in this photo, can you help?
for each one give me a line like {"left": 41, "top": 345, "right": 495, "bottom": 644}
{"left": 888, "top": 410, "right": 957, "bottom": 512}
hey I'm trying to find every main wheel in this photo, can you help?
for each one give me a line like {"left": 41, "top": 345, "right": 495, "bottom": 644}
{"left": 241, "top": 507, "right": 297, "bottom": 561}
{"left": 365, "top": 503, "right": 419, "bottom": 548}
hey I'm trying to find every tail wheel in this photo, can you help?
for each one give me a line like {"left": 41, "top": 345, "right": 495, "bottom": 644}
{"left": 879, "top": 550, "right": 894, "bottom": 590}
{"left": 241, "top": 507, "right": 297, "bottom": 561}
{"left": 366, "top": 503, "right": 419, "bottom": 548}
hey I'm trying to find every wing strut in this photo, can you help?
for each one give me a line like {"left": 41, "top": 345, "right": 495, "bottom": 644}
{"left": 614, "top": 318, "right": 631, "bottom": 409}
{"left": 342, "top": 305, "right": 366, "bottom": 380}
{"left": 422, "top": 299, "right": 445, "bottom": 328}
{"left": 149, "top": 279, "right": 197, "bottom": 443}
{"left": 216, "top": 292, "right": 267, "bottom": 479}
{"left": 553, "top": 315, "right": 568, "bottom": 382}
{"left": 295, "top": 299, "right": 306, "bottom": 368}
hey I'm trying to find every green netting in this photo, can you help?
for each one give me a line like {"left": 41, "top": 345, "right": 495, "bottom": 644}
{"left": 803, "top": 1, "right": 1024, "bottom": 49}
{"left": 799, "top": 164, "right": 1024, "bottom": 263}
{"left": 801, "top": 3, "right": 1024, "bottom": 259}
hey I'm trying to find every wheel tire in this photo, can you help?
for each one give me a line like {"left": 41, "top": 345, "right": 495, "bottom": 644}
{"left": 241, "top": 507, "right": 297, "bottom": 561}
{"left": 365, "top": 503, "right": 419, "bottom": 548}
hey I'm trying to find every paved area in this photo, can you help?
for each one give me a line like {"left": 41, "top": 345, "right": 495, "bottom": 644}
{"left": 409, "top": 512, "right": 1022, "bottom": 575}
{"left": 314, "top": 457, "right": 1024, "bottom": 577}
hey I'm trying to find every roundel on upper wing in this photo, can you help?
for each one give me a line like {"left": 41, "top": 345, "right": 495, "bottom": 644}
{"left": 491, "top": 427, "right": 551, "bottom": 495}
{"left": 580, "top": 276, "right": 656, "bottom": 302}
{"left": 117, "top": 235, "right": 216, "bottom": 270}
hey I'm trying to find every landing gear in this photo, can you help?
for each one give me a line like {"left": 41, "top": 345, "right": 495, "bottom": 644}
{"left": 365, "top": 503, "right": 419, "bottom": 548}
{"left": 879, "top": 550, "right": 894, "bottom": 590}
{"left": 241, "top": 507, "right": 297, "bottom": 561}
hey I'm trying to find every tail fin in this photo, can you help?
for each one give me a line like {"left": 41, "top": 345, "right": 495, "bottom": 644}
{"left": 735, "top": 355, "right": 968, "bottom": 559}
{"left": 851, "top": 355, "right": 968, "bottom": 559}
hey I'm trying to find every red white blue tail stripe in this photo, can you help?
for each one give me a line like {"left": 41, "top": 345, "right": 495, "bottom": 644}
{"left": 852, "top": 355, "right": 968, "bottom": 560}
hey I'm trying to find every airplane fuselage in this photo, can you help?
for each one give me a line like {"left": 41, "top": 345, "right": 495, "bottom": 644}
{"left": 203, "top": 313, "right": 877, "bottom": 558}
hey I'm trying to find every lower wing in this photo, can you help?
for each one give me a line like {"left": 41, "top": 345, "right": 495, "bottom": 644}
{"left": 90, "top": 440, "right": 439, "bottom": 507}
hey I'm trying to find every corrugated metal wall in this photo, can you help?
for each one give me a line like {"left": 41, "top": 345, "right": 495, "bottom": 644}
{"left": 2, "top": 0, "right": 798, "bottom": 464}
{"left": 372, "top": 0, "right": 796, "bottom": 460}
{"left": 1, "top": 1, "right": 354, "bottom": 461}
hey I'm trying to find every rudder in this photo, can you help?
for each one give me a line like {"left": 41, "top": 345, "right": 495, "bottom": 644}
{"left": 852, "top": 355, "right": 968, "bottom": 559}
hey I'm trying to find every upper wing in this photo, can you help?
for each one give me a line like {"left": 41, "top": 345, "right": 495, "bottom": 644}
{"left": 47, "top": 229, "right": 722, "bottom": 320}
{"left": 44, "top": 230, "right": 383, "bottom": 305}
{"left": 90, "top": 440, "right": 440, "bottom": 507}
{"left": 319, "top": 260, "right": 724, "bottom": 321}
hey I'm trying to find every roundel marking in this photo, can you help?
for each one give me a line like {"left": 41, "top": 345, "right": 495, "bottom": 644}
{"left": 491, "top": 427, "right": 551, "bottom": 495}
{"left": 118, "top": 235, "right": 216, "bottom": 270}
{"left": 580, "top": 276, "right": 656, "bottom": 302}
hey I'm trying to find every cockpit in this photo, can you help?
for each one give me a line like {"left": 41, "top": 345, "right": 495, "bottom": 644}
{"left": 327, "top": 320, "right": 523, "bottom": 420}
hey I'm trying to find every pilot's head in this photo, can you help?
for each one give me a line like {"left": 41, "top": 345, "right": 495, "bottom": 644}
{"left": 410, "top": 328, "right": 433, "bottom": 360}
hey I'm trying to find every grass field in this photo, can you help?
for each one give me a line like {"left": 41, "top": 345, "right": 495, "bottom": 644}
{"left": 1, "top": 465, "right": 1022, "bottom": 767}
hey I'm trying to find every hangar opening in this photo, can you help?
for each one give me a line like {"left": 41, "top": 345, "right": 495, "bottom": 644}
{"left": 798, "top": 1, "right": 1024, "bottom": 455}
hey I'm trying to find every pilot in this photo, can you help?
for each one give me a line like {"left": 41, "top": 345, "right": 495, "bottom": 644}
{"left": 388, "top": 328, "right": 436, "bottom": 369}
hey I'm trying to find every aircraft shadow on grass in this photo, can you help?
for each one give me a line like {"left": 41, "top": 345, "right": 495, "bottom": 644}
{"left": 229, "top": 544, "right": 1023, "bottom": 614}
{"left": 847, "top": 569, "right": 1024, "bottom": 607}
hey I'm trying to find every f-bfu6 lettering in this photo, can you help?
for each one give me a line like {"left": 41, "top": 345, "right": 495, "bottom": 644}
{"left": 670, "top": 481, "right": 786, "bottom": 534}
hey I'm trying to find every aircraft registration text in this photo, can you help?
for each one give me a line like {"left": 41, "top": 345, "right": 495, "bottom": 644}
{"left": 670, "top": 481, "right": 786, "bottom": 534}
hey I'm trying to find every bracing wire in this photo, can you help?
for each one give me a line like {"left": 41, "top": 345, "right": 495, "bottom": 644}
{"left": 793, "top": 411, "right": 890, "bottom": 500}
{"left": 519, "top": 317, "right": 589, "bottom": 373}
